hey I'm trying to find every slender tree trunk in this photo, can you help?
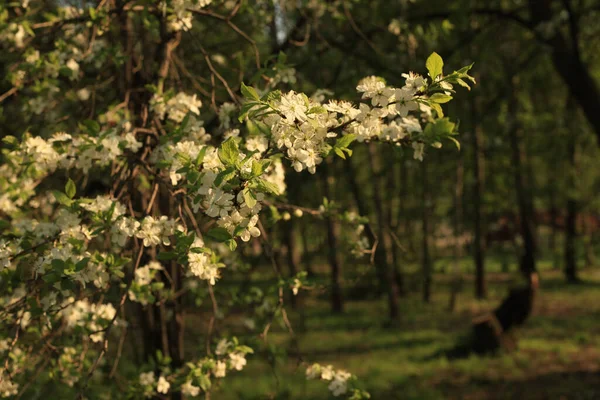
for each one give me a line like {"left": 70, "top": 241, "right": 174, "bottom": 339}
{"left": 421, "top": 160, "right": 432, "bottom": 303}
{"left": 471, "top": 93, "right": 486, "bottom": 298}
{"left": 394, "top": 159, "right": 407, "bottom": 295}
{"left": 508, "top": 81, "right": 537, "bottom": 277}
{"left": 282, "top": 220, "right": 299, "bottom": 308}
{"left": 449, "top": 155, "right": 464, "bottom": 311}
{"left": 367, "top": 144, "right": 400, "bottom": 319}
{"left": 565, "top": 198, "right": 577, "bottom": 281}
{"left": 583, "top": 219, "right": 596, "bottom": 268}
{"left": 299, "top": 221, "right": 315, "bottom": 277}
{"left": 565, "top": 121, "right": 578, "bottom": 282}
{"left": 321, "top": 159, "right": 344, "bottom": 313}
{"left": 549, "top": 184, "right": 560, "bottom": 269}
{"left": 344, "top": 157, "right": 381, "bottom": 281}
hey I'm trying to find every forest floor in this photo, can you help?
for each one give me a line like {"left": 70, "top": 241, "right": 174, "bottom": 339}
{"left": 212, "top": 260, "right": 600, "bottom": 400}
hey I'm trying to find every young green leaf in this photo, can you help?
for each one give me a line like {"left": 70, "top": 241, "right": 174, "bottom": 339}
{"left": 65, "top": 178, "right": 76, "bottom": 199}
{"left": 206, "top": 227, "right": 232, "bottom": 242}
{"left": 218, "top": 138, "right": 239, "bottom": 167}
{"left": 430, "top": 93, "right": 452, "bottom": 104}
{"left": 426, "top": 52, "right": 444, "bottom": 79}
{"left": 240, "top": 82, "right": 260, "bottom": 101}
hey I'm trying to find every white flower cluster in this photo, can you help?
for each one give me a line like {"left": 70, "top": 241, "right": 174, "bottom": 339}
{"left": 0, "top": 23, "right": 28, "bottom": 48}
{"left": 57, "top": 347, "right": 80, "bottom": 387}
{"left": 12, "top": 130, "right": 142, "bottom": 177}
{"left": 187, "top": 237, "right": 221, "bottom": 285}
{"left": 150, "top": 92, "right": 203, "bottom": 123}
{"left": 180, "top": 338, "right": 251, "bottom": 397}
{"left": 139, "top": 371, "right": 170, "bottom": 397}
{"left": 306, "top": 363, "right": 352, "bottom": 397}
{"left": 252, "top": 72, "right": 433, "bottom": 166}
{"left": 136, "top": 216, "right": 180, "bottom": 247}
{"left": 151, "top": 129, "right": 211, "bottom": 186}
{"left": 164, "top": 0, "right": 213, "bottom": 32}
{"left": 262, "top": 158, "right": 287, "bottom": 194}
{"left": 60, "top": 298, "right": 117, "bottom": 343}
{"left": 0, "top": 369, "right": 18, "bottom": 398}
{"left": 266, "top": 91, "right": 338, "bottom": 173}
{"left": 215, "top": 339, "right": 248, "bottom": 371}
{"left": 0, "top": 241, "right": 14, "bottom": 272}
{"left": 128, "top": 261, "right": 164, "bottom": 305}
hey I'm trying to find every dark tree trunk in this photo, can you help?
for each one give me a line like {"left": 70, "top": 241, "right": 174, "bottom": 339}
{"left": 394, "top": 159, "right": 408, "bottom": 296}
{"left": 549, "top": 185, "right": 560, "bottom": 269}
{"left": 321, "top": 159, "right": 344, "bottom": 313}
{"left": 471, "top": 93, "right": 486, "bottom": 298}
{"left": 283, "top": 172, "right": 302, "bottom": 308}
{"left": 565, "top": 126, "right": 578, "bottom": 282}
{"left": 344, "top": 157, "right": 384, "bottom": 283}
{"left": 421, "top": 160, "right": 432, "bottom": 303}
{"left": 282, "top": 220, "right": 299, "bottom": 308}
{"left": 508, "top": 82, "right": 537, "bottom": 277}
{"left": 528, "top": 0, "right": 600, "bottom": 145}
{"left": 367, "top": 144, "right": 401, "bottom": 318}
{"left": 299, "top": 221, "right": 315, "bottom": 277}
{"left": 449, "top": 155, "right": 464, "bottom": 311}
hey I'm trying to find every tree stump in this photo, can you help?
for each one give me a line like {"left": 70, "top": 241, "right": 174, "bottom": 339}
{"left": 470, "top": 274, "right": 538, "bottom": 354}
{"left": 471, "top": 313, "right": 517, "bottom": 354}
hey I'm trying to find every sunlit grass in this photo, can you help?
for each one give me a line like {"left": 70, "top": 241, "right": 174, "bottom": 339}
{"left": 211, "top": 265, "right": 600, "bottom": 399}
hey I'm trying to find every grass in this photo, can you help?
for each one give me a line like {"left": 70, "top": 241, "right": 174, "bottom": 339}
{"left": 209, "top": 262, "right": 600, "bottom": 400}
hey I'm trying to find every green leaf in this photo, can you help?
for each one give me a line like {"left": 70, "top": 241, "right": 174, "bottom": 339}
{"left": 80, "top": 120, "right": 100, "bottom": 134}
{"left": 336, "top": 134, "right": 356, "bottom": 149}
{"left": 447, "top": 136, "right": 461, "bottom": 150}
{"left": 51, "top": 259, "right": 66, "bottom": 271}
{"left": 0, "top": 220, "right": 10, "bottom": 231}
{"left": 242, "top": 188, "right": 257, "bottom": 208}
{"left": 251, "top": 178, "right": 280, "bottom": 196}
{"left": 1, "top": 136, "right": 17, "bottom": 146}
{"left": 455, "top": 78, "right": 472, "bottom": 91}
{"left": 157, "top": 252, "right": 176, "bottom": 261}
{"left": 430, "top": 102, "right": 444, "bottom": 118}
{"left": 214, "top": 167, "right": 236, "bottom": 187}
{"left": 226, "top": 239, "right": 237, "bottom": 251}
{"left": 429, "top": 93, "right": 452, "bottom": 104}
{"left": 240, "top": 82, "right": 260, "bottom": 101}
{"left": 218, "top": 138, "right": 239, "bottom": 167}
{"left": 426, "top": 52, "right": 444, "bottom": 79}
{"left": 65, "top": 178, "right": 76, "bottom": 199}
{"left": 195, "top": 146, "right": 208, "bottom": 166}
{"left": 52, "top": 191, "right": 73, "bottom": 207}
{"left": 75, "top": 257, "right": 90, "bottom": 271}
{"left": 238, "top": 101, "right": 257, "bottom": 122}
{"left": 251, "top": 159, "right": 271, "bottom": 178}
{"left": 334, "top": 147, "right": 346, "bottom": 159}
{"left": 206, "top": 227, "right": 232, "bottom": 242}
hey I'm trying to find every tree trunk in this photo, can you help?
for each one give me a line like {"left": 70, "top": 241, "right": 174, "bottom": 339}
{"left": 345, "top": 157, "right": 383, "bottom": 283}
{"left": 471, "top": 93, "right": 486, "bottom": 298}
{"left": 421, "top": 160, "right": 432, "bottom": 303}
{"left": 367, "top": 144, "right": 400, "bottom": 319}
{"left": 528, "top": 0, "right": 600, "bottom": 145}
{"left": 565, "top": 123, "right": 578, "bottom": 282}
{"left": 549, "top": 184, "right": 560, "bottom": 269}
{"left": 282, "top": 220, "right": 299, "bottom": 308}
{"left": 320, "top": 159, "right": 344, "bottom": 313}
{"left": 449, "top": 155, "right": 464, "bottom": 311}
{"left": 394, "top": 159, "right": 407, "bottom": 296}
{"left": 508, "top": 81, "right": 537, "bottom": 277}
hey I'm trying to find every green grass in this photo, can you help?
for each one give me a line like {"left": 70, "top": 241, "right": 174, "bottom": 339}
{"left": 210, "top": 266, "right": 600, "bottom": 400}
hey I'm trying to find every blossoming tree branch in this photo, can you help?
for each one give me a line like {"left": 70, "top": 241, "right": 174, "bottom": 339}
{"left": 0, "top": 0, "right": 474, "bottom": 398}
